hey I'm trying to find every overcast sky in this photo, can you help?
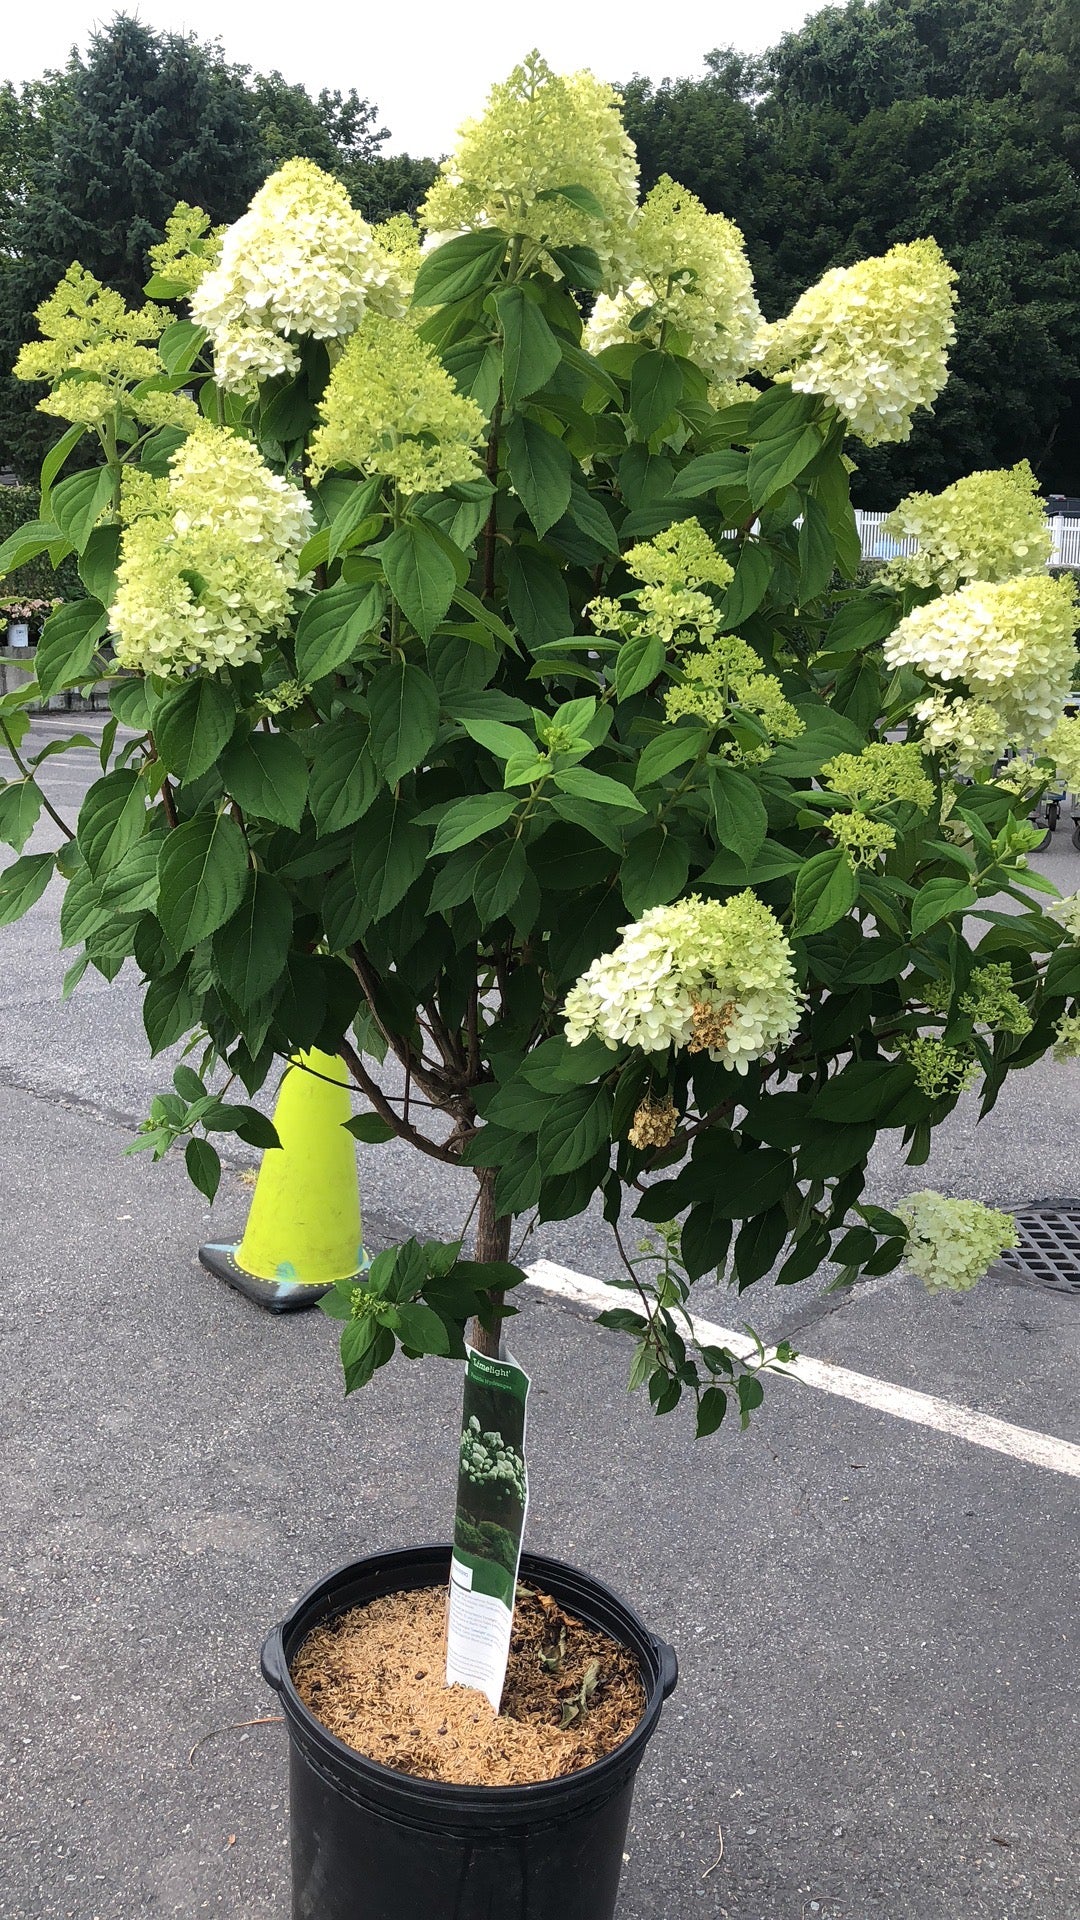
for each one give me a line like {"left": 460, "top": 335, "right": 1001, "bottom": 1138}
{"left": 1, "top": 2, "right": 829, "bottom": 155}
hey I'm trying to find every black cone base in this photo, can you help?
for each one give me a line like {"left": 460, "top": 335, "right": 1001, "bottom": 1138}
{"left": 198, "top": 1241, "right": 346, "bottom": 1313}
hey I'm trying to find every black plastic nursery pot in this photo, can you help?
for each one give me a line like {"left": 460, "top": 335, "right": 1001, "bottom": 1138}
{"left": 261, "top": 1543, "right": 678, "bottom": 1920}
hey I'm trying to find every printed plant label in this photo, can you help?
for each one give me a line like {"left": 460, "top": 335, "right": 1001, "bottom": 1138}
{"left": 445, "top": 1343, "right": 530, "bottom": 1711}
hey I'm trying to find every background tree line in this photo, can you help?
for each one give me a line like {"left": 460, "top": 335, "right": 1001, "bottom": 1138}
{"left": 1, "top": 0, "right": 1078, "bottom": 503}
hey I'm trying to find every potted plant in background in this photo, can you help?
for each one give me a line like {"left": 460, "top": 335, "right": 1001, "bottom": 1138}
{"left": 3, "top": 51, "right": 1080, "bottom": 1920}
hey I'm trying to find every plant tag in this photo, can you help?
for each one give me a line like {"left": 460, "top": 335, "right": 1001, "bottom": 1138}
{"left": 446, "top": 1344, "right": 530, "bottom": 1712}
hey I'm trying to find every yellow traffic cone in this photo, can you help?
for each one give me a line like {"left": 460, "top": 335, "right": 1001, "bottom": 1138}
{"left": 199, "top": 1049, "right": 366, "bottom": 1313}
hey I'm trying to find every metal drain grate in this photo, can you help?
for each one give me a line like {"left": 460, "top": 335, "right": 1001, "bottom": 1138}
{"left": 1000, "top": 1202, "right": 1080, "bottom": 1294}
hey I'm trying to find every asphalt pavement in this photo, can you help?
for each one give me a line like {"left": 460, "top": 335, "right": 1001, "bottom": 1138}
{"left": 1, "top": 716, "right": 1077, "bottom": 1920}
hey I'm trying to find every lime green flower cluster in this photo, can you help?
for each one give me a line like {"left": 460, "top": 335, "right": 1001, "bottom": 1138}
{"left": 1052, "top": 1013, "right": 1080, "bottom": 1060}
{"left": 959, "top": 963, "right": 1033, "bottom": 1037}
{"left": 420, "top": 53, "right": 638, "bottom": 279}
{"left": 190, "top": 160, "right": 408, "bottom": 396}
{"left": 583, "top": 176, "right": 761, "bottom": 387}
{"left": 1043, "top": 714, "right": 1080, "bottom": 793}
{"left": 822, "top": 741, "right": 934, "bottom": 810}
{"left": 899, "top": 1036, "right": 978, "bottom": 1099}
{"left": 110, "top": 422, "right": 313, "bottom": 676}
{"left": 914, "top": 693, "right": 1010, "bottom": 771}
{"left": 882, "top": 461, "right": 1051, "bottom": 592}
{"left": 148, "top": 203, "right": 224, "bottom": 297}
{"left": 590, "top": 519, "right": 734, "bottom": 649}
{"left": 885, "top": 573, "right": 1080, "bottom": 753}
{"left": 308, "top": 313, "right": 487, "bottom": 495}
{"left": 897, "top": 1191, "right": 1016, "bottom": 1293}
{"left": 372, "top": 214, "right": 422, "bottom": 282}
{"left": 261, "top": 679, "right": 312, "bottom": 716}
{"left": 827, "top": 813, "right": 897, "bottom": 868}
{"left": 665, "top": 630, "right": 803, "bottom": 754}
{"left": 755, "top": 239, "right": 957, "bottom": 445}
{"left": 564, "top": 890, "right": 801, "bottom": 1073}
{"left": 13, "top": 265, "right": 192, "bottom": 431}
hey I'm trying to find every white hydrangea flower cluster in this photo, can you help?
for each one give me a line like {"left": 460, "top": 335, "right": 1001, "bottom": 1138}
{"left": 911, "top": 692, "right": 1010, "bottom": 771}
{"left": 897, "top": 1190, "right": 1016, "bottom": 1294}
{"left": 885, "top": 573, "right": 1080, "bottom": 752}
{"left": 754, "top": 239, "right": 957, "bottom": 445}
{"left": 191, "top": 160, "right": 408, "bottom": 396}
{"left": 1050, "top": 893, "right": 1080, "bottom": 940}
{"left": 583, "top": 176, "right": 761, "bottom": 386}
{"left": 110, "top": 422, "right": 313, "bottom": 676}
{"left": 1043, "top": 714, "right": 1080, "bottom": 794}
{"left": 881, "top": 461, "right": 1051, "bottom": 592}
{"left": 420, "top": 53, "right": 638, "bottom": 281}
{"left": 564, "top": 890, "right": 801, "bottom": 1073}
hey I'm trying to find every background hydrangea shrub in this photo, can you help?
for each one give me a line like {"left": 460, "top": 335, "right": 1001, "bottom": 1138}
{"left": 1, "top": 53, "right": 1077, "bottom": 1429}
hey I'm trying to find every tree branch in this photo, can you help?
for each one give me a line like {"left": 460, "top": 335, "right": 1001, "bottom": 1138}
{"left": 337, "top": 1037, "right": 461, "bottom": 1166}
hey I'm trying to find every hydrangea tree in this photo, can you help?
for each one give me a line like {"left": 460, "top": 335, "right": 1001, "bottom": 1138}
{"left": 2, "top": 53, "right": 1078, "bottom": 1429}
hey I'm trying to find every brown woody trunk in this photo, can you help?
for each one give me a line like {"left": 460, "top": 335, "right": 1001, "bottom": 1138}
{"left": 468, "top": 1167, "right": 512, "bottom": 1357}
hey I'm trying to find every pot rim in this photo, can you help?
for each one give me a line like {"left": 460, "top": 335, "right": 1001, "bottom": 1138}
{"left": 263, "top": 1542, "right": 677, "bottom": 1807}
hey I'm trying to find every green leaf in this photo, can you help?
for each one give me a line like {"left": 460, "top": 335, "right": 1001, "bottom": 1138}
{"left": 719, "top": 543, "right": 771, "bottom": 629}
{"left": 50, "top": 468, "right": 116, "bottom": 553}
{"left": 546, "top": 244, "right": 604, "bottom": 289}
{"left": 812, "top": 1059, "right": 920, "bottom": 1125}
{"left": 367, "top": 661, "right": 440, "bottom": 786}
{"left": 327, "top": 476, "right": 383, "bottom": 563}
{"left": 221, "top": 733, "right": 309, "bottom": 830}
{"left": 432, "top": 793, "right": 517, "bottom": 856}
{"left": 629, "top": 352, "right": 683, "bottom": 439}
{"left": 709, "top": 764, "right": 768, "bottom": 867}
{"left": 351, "top": 793, "right": 427, "bottom": 921}
{"left": 101, "top": 837, "right": 161, "bottom": 914}
{"left": 747, "top": 427, "right": 820, "bottom": 510}
{"left": 621, "top": 826, "right": 690, "bottom": 916}
{"left": 185, "top": 1136, "right": 221, "bottom": 1202}
{"left": 794, "top": 849, "right": 859, "bottom": 936}
{"left": 155, "top": 676, "right": 235, "bottom": 780}
{"left": 797, "top": 495, "right": 835, "bottom": 600}
{"left": 78, "top": 523, "right": 121, "bottom": 604}
{"left": 0, "top": 781, "right": 42, "bottom": 853}
{"left": 671, "top": 450, "right": 749, "bottom": 498}
{"left": 615, "top": 633, "right": 665, "bottom": 702}
{"left": 507, "top": 547, "right": 570, "bottom": 649}
{"left": 39, "top": 423, "right": 88, "bottom": 508}
{"left": 383, "top": 521, "right": 457, "bottom": 641}
{"left": 0, "top": 851, "right": 54, "bottom": 925}
{"left": 35, "top": 599, "right": 108, "bottom": 699}
{"left": 142, "top": 963, "right": 196, "bottom": 1054}
{"left": 412, "top": 229, "right": 509, "bottom": 306}
{"left": 389, "top": 1302, "right": 450, "bottom": 1356}
{"left": 734, "top": 1206, "right": 789, "bottom": 1286}
{"left": 698, "top": 838, "right": 802, "bottom": 886}
{"left": 77, "top": 769, "right": 145, "bottom": 876}
{"left": 308, "top": 718, "right": 377, "bottom": 835}
{"left": 157, "top": 319, "right": 206, "bottom": 376}
{"left": 554, "top": 767, "right": 643, "bottom": 812}
{"left": 344, "top": 1112, "right": 396, "bottom": 1143}
{"left": 771, "top": 703, "right": 867, "bottom": 777}
{"left": 536, "top": 181, "right": 607, "bottom": 218}
{"left": 825, "top": 594, "right": 900, "bottom": 654}
{"left": 0, "top": 518, "right": 63, "bottom": 579}
{"left": 634, "top": 726, "right": 709, "bottom": 790}
{"left": 696, "top": 1387, "right": 729, "bottom": 1437}
{"left": 213, "top": 870, "right": 292, "bottom": 1006}
{"left": 294, "top": 581, "right": 382, "bottom": 681}
{"left": 538, "top": 1084, "right": 613, "bottom": 1175}
{"left": 911, "top": 877, "right": 976, "bottom": 937}
{"left": 494, "top": 286, "right": 562, "bottom": 404}
{"left": 505, "top": 416, "right": 572, "bottom": 540}
{"left": 472, "top": 837, "right": 528, "bottom": 922}
{"left": 157, "top": 812, "right": 249, "bottom": 951}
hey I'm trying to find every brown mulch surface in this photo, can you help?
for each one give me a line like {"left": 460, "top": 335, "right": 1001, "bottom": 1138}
{"left": 290, "top": 1583, "right": 645, "bottom": 1786}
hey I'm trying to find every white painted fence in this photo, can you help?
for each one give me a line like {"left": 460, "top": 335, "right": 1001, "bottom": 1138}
{"left": 854, "top": 509, "right": 1080, "bottom": 569}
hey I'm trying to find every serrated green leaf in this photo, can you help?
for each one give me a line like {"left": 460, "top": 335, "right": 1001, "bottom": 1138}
{"left": 793, "top": 849, "right": 859, "bottom": 935}
{"left": 412, "top": 228, "right": 509, "bottom": 306}
{"left": 344, "top": 1113, "right": 396, "bottom": 1143}
{"left": 472, "top": 837, "right": 527, "bottom": 921}
{"left": 185, "top": 1136, "right": 221, "bottom": 1202}
{"left": 911, "top": 876, "right": 976, "bottom": 936}
{"left": 431, "top": 793, "right": 517, "bottom": 855}
{"left": 142, "top": 963, "right": 195, "bottom": 1054}
{"left": 621, "top": 826, "right": 689, "bottom": 916}
{"left": 154, "top": 676, "right": 236, "bottom": 781}
{"left": 35, "top": 599, "right": 108, "bottom": 698}
{"left": 158, "top": 319, "right": 207, "bottom": 376}
{"left": 389, "top": 1302, "right": 450, "bottom": 1355}
{"left": 709, "top": 764, "right": 768, "bottom": 867}
{"left": 747, "top": 426, "right": 821, "bottom": 510}
{"left": 719, "top": 543, "right": 771, "bottom": 629}
{"left": 221, "top": 733, "right": 309, "bottom": 830}
{"left": 0, "top": 518, "right": 63, "bottom": 580}
{"left": 634, "top": 726, "right": 709, "bottom": 790}
{"left": 382, "top": 521, "right": 458, "bottom": 641}
{"left": 797, "top": 494, "right": 835, "bottom": 600}
{"left": 494, "top": 285, "right": 562, "bottom": 405}
{"left": 367, "top": 660, "right": 440, "bottom": 785}
{"left": 0, "top": 781, "right": 42, "bottom": 853}
{"left": 538, "top": 1083, "right": 612, "bottom": 1175}
{"left": 506, "top": 547, "right": 570, "bottom": 649}
{"left": 51, "top": 468, "right": 115, "bottom": 553}
{"left": 294, "top": 581, "right": 383, "bottom": 681}
{"left": 505, "top": 415, "right": 572, "bottom": 539}
{"left": 351, "top": 793, "right": 427, "bottom": 921}
{"left": 77, "top": 769, "right": 145, "bottom": 876}
{"left": 629, "top": 351, "right": 683, "bottom": 440}
{"left": 554, "top": 767, "right": 643, "bottom": 812}
{"left": 213, "top": 870, "right": 292, "bottom": 1006}
{"left": 157, "top": 811, "right": 249, "bottom": 951}
{"left": 308, "top": 718, "right": 377, "bottom": 835}
{"left": 0, "top": 851, "right": 54, "bottom": 925}
{"left": 615, "top": 633, "right": 665, "bottom": 702}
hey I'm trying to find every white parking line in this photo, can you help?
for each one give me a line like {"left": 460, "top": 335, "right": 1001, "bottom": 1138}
{"left": 525, "top": 1258, "right": 1080, "bottom": 1479}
